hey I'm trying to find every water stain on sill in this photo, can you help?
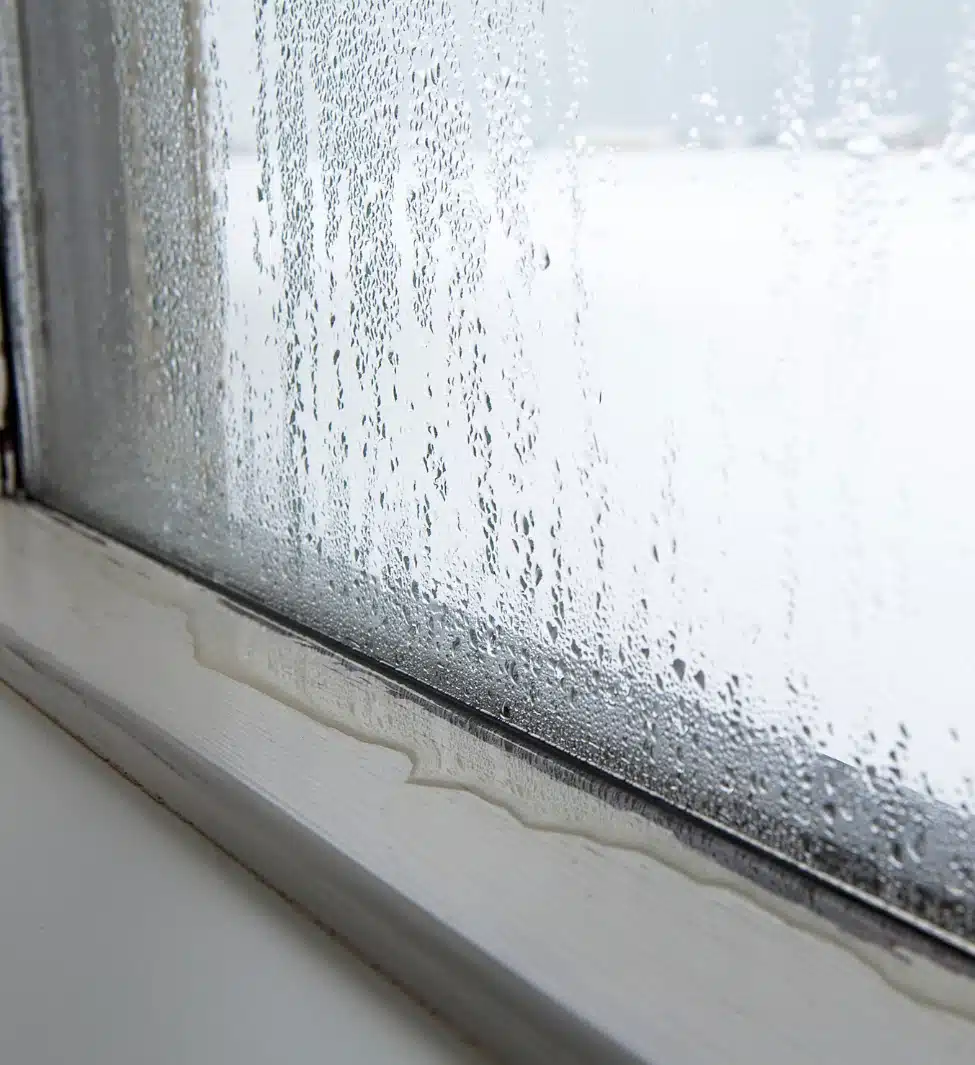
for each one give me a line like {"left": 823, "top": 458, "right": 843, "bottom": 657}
{"left": 22, "top": 505, "right": 975, "bottom": 1024}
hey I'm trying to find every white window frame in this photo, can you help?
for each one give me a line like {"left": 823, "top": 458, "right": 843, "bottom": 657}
{"left": 3, "top": 1, "right": 975, "bottom": 1060}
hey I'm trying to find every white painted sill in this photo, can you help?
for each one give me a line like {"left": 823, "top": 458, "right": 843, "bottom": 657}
{"left": 1, "top": 499, "right": 973, "bottom": 1065}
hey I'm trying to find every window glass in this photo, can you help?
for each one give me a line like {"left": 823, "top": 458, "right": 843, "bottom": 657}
{"left": 16, "top": 0, "right": 975, "bottom": 942}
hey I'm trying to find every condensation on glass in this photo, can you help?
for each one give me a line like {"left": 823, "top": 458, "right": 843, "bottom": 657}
{"left": 12, "top": 0, "right": 975, "bottom": 944}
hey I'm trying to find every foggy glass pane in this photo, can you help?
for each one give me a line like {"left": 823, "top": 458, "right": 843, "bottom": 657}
{"left": 16, "top": 0, "right": 975, "bottom": 941}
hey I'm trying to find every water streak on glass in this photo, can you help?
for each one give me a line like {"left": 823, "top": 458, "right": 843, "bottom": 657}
{"left": 16, "top": 0, "right": 975, "bottom": 944}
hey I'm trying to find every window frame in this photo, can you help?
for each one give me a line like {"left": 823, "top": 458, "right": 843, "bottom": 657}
{"left": 0, "top": 0, "right": 40, "bottom": 491}
{"left": 3, "top": 2, "right": 975, "bottom": 1058}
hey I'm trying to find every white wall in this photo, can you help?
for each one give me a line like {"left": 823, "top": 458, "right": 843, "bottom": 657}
{"left": 0, "top": 683, "right": 484, "bottom": 1065}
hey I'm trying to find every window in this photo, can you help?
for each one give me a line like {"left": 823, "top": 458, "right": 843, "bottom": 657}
{"left": 6, "top": 0, "right": 975, "bottom": 971}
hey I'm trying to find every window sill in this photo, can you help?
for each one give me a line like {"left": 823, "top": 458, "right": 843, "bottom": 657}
{"left": 1, "top": 499, "right": 973, "bottom": 1064}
